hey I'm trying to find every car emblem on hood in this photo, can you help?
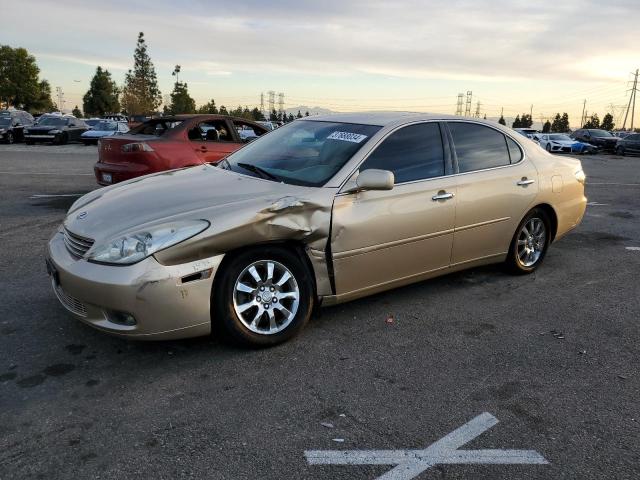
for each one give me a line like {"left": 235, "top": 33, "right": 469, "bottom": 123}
{"left": 77, "top": 211, "right": 88, "bottom": 220}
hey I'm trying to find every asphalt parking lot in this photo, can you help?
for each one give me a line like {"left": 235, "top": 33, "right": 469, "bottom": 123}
{"left": 1, "top": 144, "right": 639, "bottom": 479}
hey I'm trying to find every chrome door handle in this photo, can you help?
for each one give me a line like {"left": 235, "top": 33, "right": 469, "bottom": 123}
{"left": 517, "top": 179, "right": 535, "bottom": 186}
{"left": 432, "top": 192, "right": 455, "bottom": 201}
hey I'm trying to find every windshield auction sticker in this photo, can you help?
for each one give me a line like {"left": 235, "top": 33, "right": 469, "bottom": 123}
{"left": 327, "top": 131, "right": 368, "bottom": 143}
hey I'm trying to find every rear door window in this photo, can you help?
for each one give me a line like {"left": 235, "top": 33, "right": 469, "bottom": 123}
{"left": 188, "top": 120, "right": 233, "bottom": 142}
{"left": 448, "top": 122, "right": 511, "bottom": 173}
{"left": 360, "top": 122, "right": 445, "bottom": 183}
{"left": 233, "top": 120, "right": 267, "bottom": 143}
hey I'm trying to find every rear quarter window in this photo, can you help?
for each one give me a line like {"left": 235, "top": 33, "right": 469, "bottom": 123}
{"left": 449, "top": 122, "right": 511, "bottom": 173}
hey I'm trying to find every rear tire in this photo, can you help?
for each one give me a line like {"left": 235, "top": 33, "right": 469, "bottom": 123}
{"left": 6, "top": 132, "right": 14, "bottom": 144}
{"left": 213, "top": 247, "right": 314, "bottom": 347}
{"left": 505, "top": 208, "right": 551, "bottom": 275}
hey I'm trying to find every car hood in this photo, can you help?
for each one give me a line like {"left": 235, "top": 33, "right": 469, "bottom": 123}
{"left": 27, "top": 125, "right": 62, "bottom": 132}
{"left": 64, "top": 165, "right": 335, "bottom": 254}
{"left": 82, "top": 130, "right": 115, "bottom": 138}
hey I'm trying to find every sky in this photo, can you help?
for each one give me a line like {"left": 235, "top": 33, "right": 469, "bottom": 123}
{"left": 2, "top": 0, "right": 639, "bottom": 128}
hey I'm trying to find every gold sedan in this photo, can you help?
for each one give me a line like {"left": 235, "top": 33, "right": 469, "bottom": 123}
{"left": 46, "top": 113, "right": 587, "bottom": 346}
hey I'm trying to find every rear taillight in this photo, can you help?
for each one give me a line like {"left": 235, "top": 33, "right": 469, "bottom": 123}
{"left": 121, "top": 142, "right": 154, "bottom": 153}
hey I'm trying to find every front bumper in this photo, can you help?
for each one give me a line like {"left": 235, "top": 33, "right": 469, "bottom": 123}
{"left": 25, "top": 134, "right": 55, "bottom": 141}
{"left": 47, "top": 230, "right": 224, "bottom": 340}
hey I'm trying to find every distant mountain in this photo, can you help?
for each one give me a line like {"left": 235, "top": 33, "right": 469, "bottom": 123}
{"left": 284, "top": 105, "right": 334, "bottom": 116}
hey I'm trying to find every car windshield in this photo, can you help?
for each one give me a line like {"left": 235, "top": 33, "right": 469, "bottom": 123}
{"left": 589, "top": 130, "right": 614, "bottom": 137}
{"left": 38, "top": 117, "right": 66, "bottom": 126}
{"left": 94, "top": 121, "right": 118, "bottom": 131}
{"left": 222, "top": 120, "right": 381, "bottom": 187}
{"left": 549, "top": 134, "right": 572, "bottom": 141}
{"left": 0, "top": 118, "right": 11, "bottom": 127}
{"left": 130, "top": 119, "right": 182, "bottom": 136}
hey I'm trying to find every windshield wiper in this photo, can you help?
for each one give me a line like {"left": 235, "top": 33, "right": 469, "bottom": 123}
{"left": 237, "top": 162, "right": 279, "bottom": 181}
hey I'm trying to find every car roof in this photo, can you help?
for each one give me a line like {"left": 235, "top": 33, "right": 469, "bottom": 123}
{"left": 298, "top": 111, "right": 465, "bottom": 127}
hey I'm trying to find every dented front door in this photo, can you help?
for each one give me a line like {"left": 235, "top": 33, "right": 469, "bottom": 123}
{"left": 330, "top": 178, "right": 457, "bottom": 298}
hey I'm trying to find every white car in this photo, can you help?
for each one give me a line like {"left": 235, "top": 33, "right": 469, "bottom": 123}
{"left": 538, "top": 133, "right": 579, "bottom": 153}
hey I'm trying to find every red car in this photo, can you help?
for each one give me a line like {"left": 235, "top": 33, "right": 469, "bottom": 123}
{"left": 94, "top": 115, "right": 269, "bottom": 186}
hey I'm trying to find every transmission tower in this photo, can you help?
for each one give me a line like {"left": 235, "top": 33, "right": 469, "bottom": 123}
{"left": 277, "top": 92, "right": 285, "bottom": 116}
{"left": 267, "top": 91, "right": 275, "bottom": 115}
{"left": 474, "top": 101, "right": 481, "bottom": 118}
{"left": 260, "top": 92, "right": 265, "bottom": 117}
{"left": 455, "top": 93, "right": 464, "bottom": 116}
{"left": 622, "top": 69, "right": 639, "bottom": 131}
{"left": 55, "top": 86, "right": 65, "bottom": 112}
{"left": 464, "top": 91, "right": 472, "bottom": 116}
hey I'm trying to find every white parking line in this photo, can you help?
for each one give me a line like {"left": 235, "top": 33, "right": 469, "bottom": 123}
{"left": 305, "top": 412, "right": 548, "bottom": 479}
{"left": 0, "top": 171, "right": 93, "bottom": 176}
{"left": 29, "top": 194, "right": 84, "bottom": 198}
{"left": 626, "top": 247, "right": 640, "bottom": 251}
{"left": 587, "top": 202, "right": 609, "bottom": 206}
{"left": 587, "top": 182, "right": 640, "bottom": 186}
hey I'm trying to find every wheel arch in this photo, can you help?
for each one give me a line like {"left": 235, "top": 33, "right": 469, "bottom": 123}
{"left": 530, "top": 203, "right": 558, "bottom": 242}
{"left": 212, "top": 240, "right": 318, "bottom": 299}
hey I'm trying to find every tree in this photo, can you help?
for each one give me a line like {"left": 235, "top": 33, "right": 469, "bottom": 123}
{"left": 498, "top": 115, "right": 506, "bottom": 125}
{"left": 583, "top": 113, "right": 600, "bottom": 129}
{"left": 82, "top": 66, "right": 120, "bottom": 116}
{"left": 269, "top": 109, "right": 278, "bottom": 121}
{"left": 0, "top": 45, "right": 54, "bottom": 112}
{"left": 512, "top": 115, "right": 521, "bottom": 128}
{"left": 218, "top": 105, "right": 228, "bottom": 115}
{"left": 519, "top": 114, "right": 533, "bottom": 128}
{"left": 250, "top": 107, "right": 265, "bottom": 121}
{"left": 601, "top": 113, "right": 615, "bottom": 131}
{"left": 121, "top": 32, "right": 162, "bottom": 115}
{"left": 72, "top": 105, "right": 82, "bottom": 117}
{"left": 296, "top": 110, "right": 303, "bottom": 119}
{"left": 288, "top": 113, "right": 294, "bottom": 122}
{"left": 197, "top": 99, "right": 218, "bottom": 114}
{"left": 165, "top": 81, "right": 195, "bottom": 114}
{"left": 542, "top": 120, "right": 551, "bottom": 133}
{"left": 304, "top": 111, "right": 309, "bottom": 117}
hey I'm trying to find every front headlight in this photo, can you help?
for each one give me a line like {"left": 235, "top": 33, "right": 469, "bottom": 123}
{"left": 88, "top": 220, "right": 209, "bottom": 265}
{"left": 574, "top": 169, "right": 586, "bottom": 185}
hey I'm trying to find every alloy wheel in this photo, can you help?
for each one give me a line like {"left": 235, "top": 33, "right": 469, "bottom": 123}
{"left": 232, "top": 259, "right": 300, "bottom": 335}
{"left": 516, "top": 217, "right": 546, "bottom": 267}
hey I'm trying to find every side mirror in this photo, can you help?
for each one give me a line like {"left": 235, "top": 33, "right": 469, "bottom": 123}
{"left": 351, "top": 169, "right": 394, "bottom": 192}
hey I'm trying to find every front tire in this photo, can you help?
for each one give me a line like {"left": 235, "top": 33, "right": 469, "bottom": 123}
{"left": 616, "top": 146, "right": 625, "bottom": 156}
{"left": 213, "top": 247, "right": 314, "bottom": 347}
{"left": 5, "top": 132, "right": 14, "bottom": 144}
{"left": 545, "top": 143, "right": 551, "bottom": 152}
{"left": 506, "top": 208, "right": 551, "bottom": 274}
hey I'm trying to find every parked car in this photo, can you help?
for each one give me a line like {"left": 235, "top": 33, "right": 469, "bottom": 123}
{"left": 612, "top": 131, "right": 632, "bottom": 139}
{"left": 81, "top": 120, "right": 129, "bottom": 145}
{"left": 24, "top": 115, "right": 88, "bottom": 145}
{"left": 84, "top": 118, "right": 102, "bottom": 129}
{"left": 257, "top": 121, "right": 277, "bottom": 131}
{"left": 48, "top": 113, "right": 587, "bottom": 346}
{"left": 127, "top": 115, "right": 150, "bottom": 129}
{"left": 537, "top": 133, "right": 597, "bottom": 154}
{"left": 102, "top": 114, "right": 128, "bottom": 122}
{"left": 513, "top": 128, "right": 539, "bottom": 139}
{"left": 0, "top": 109, "right": 34, "bottom": 143}
{"left": 615, "top": 133, "right": 640, "bottom": 156}
{"left": 570, "top": 129, "right": 618, "bottom": 152}
{"left": 93, "top": 114, "right": 269, "bottom": 186}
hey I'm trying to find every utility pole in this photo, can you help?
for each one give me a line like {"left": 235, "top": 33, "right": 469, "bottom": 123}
{"left": 464, "top": 91, "right": 472, "bottom": 116}
{"left": 581, "top": 99, "right": 586, "bottom": 127}
{"left": 455, "top": 93, "right": 464, "bottom": 116}
{"left": 530, "top": 104, "right": 533, "bottom": 119}
{"left": 622, "top": 69, "right": 639, "bottom": 130}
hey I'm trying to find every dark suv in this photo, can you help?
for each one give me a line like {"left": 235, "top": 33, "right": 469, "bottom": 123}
{"left": 24, "top": 115, "right": 88, "bottom": 145}
{"left": 615, "top": 133, "right": 640, "bottom": 156}
{"left": 570, "top": 129, "right": 618, "bottom": 152}
{"left": 0, "top": 110, "right": 34, "bottom": 143}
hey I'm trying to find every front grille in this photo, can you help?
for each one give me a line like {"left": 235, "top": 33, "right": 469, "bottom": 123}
{"left": 53, "top": 281, "right": 87, "bottom": 317}
{"left": 63, "top": 227, "right": 94, "bottom": 259}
